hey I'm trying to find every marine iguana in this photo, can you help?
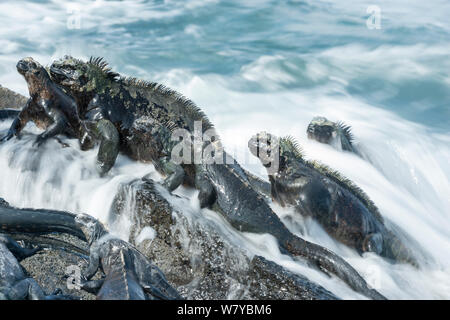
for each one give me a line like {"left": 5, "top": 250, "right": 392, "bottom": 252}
{"left": 74, "top": 212, "right": 183, "bottom": 300}
{"left": 0, "top": 57, "right": 94, "bottom": 151}
{"left": 48, "top": 56, "right": 386, "bottom": 299}
{"left": 0, "top": 199, "right": 181, "bottom": 299}
{"left": 49, "top": 55, "right": 218, "bottom": 199}
{"left": 306, "top": 116, "right": 358, "bottom": 154}
{"left": 248, "top": 131, "right": 416, "bottom": 265}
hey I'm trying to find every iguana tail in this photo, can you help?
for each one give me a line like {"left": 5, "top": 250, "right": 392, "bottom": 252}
{"left": 382, "top": 231, "right": 419, "bottom": 267}
{"left": 205, "top": 162, "right": 386, "bottom": 300}
{"left": 283, "top": 235, "right": 386, "bottom": 300}
{"left": 0, "top": 205, "right": 86, "bottom": 241}
{"left": 0, "top": 109, "right": 20, "bottom": 121}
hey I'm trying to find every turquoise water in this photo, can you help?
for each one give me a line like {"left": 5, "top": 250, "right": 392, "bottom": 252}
{"left": 0, "top": 0, "right": 449, "bottom": 129}
{"left": 0, "top": 0, "right": 449, "bottom": 299}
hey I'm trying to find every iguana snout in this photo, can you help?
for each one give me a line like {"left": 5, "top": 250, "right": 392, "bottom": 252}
{"left": 16, "top": 57, "right": 42, "bottom": 76}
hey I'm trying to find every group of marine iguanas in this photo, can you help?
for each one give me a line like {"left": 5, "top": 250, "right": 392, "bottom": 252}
{"left": 0, "top": 56, "right": 420, "bottom": 300}
{"left": 0, "top": 199, "right": 182, "bottom": 300}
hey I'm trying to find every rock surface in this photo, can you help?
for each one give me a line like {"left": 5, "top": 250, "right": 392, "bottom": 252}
{"left": 15, "top": 233, "right": 96, "bottom": 300}
{"left": 0, "top": 84, "right": 27, "bottom": 110}
{"left": 112, "top": 178, "right": 338, "bottom": 300}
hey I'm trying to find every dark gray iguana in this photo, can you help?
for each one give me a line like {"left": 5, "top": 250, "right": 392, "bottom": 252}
{"left": 74, "top": 213, "right": 183, "bottom": 300}
{"left": 306, "top": 116, "right": 358, "bottom": 154}
{"left": 0, "top": 198, "right": 182, "bottom": 300}
{"left": 48, "top": 56, "right": 266, "bottom": 203}
{"left": 47, "top": 56, "right": 386, "bottom": 300}
{"left": 248, "top": 131, "right": 417, "bottom": 265}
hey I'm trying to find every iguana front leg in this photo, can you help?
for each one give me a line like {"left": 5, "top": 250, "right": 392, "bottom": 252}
{"left": 157, "top": 157, "right": 185, "bottom": 191}
{"left": 0, "top": 98, "right": 35, "bottom": 142}
{"left": 33, "top": 98, "right": 68, "bottom": 147}
{"left": 195, "top": 165, "right": 216, "bottom": 208}
{"left": 94, "top": 119, "right": 120, "bottom": 176}
{"left": 79, "top": 279, "right": 105, "bottom": 295}
{"left": 33, "top": 119, "right": 67, "bottom": 147}
{"left": 83, "top": 250, "right": 101, "bottom": 281}
{"left": 84, "top": 97, "right": 120, "bottom": 175}
{"left": 83, "top": 119, "right": 120, "bottom": 176}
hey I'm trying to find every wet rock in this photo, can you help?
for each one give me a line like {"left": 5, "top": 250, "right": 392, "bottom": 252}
{"left": 247, "top": 256, "right": 337, "bottom": 300}
{"left": 0, "top": 198, "right": 9, "bottom": 207}
{"left": 0, "top": 84, "right": 27, "bottom": 110}
{"left": 17, "top": 233, "right": 96, "bottom": 300}
{"left": 112, "top": 179, "right": 194, "bottom": 287}
{"left": 112, "top": 178, "right": 338, "bottom": 300}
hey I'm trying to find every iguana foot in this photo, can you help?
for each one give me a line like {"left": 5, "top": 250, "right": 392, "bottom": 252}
{"left": 0, "top": 132, "right": 14, "bottom": 143}
{"left": 33, "top": 134, "right": 49, "bottom": 147}
{"left": 0, "top": 117, "right": 20, "bottom": 143}
{"left": 195, "top": 171, "right": 216, "bottom": 208}
{"left": 80, "top": 131, "right": 95, "bottom": 151}
{"left": 158, "top": 157, "right": 185, "bottom": 192}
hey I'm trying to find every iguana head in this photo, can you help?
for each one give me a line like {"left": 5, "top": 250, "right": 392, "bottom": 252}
{"left": 50, "top": 56, "right": 118, "bottom": 94}
{"left": 306, "top": 116, "right": 337, "bottom": 144}
{"left": 16, "top": 57, "right": 52, "bottom": 94}
{"left": 248, "top": 131, "right": 303, "bottom": 175}
{"left": 75, "top": 213, "right": 108, "bottom": 246}
{"left": 307, "top": 116, "right": 354, "bottom": 150}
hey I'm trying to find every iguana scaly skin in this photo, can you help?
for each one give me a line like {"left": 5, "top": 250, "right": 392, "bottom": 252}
{"left": 48, "top": 56, "right": 388, "bottom": 299}
{"left": 74, "top": 213, "right": 183, "bottom": 300}
{"left": 249, "top": 131, "right": 417, "bottom": 265}
{"left": 307, "top": 116, "right": 357, "bottom": 154}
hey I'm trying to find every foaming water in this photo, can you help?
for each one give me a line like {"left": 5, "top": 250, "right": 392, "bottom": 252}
{"left": 0, "top": 120, "right": 157, "bottom": 234}
{"left": 1, "top": 102, "right": 449, "bottom": 299}
{"left": 0, "top": 0, "right": 449, "bottom": 299}
{"left": 151, "top": 69, "right": 450, "bottom": 299}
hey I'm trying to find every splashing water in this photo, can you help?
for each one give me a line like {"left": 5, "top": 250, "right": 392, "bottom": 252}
{"left": 1, "top": 102, "right": 449, "bottom": 299}
{"left": 0, "top": 0, "right": 449, "bottom": 299}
